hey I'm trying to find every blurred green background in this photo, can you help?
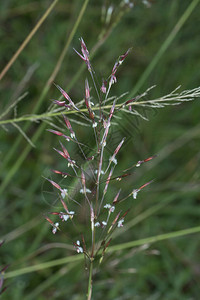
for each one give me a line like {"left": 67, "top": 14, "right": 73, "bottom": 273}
{"left": 0, "top": 0, "right": 200, "bottom": 299}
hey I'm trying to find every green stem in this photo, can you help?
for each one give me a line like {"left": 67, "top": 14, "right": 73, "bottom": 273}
{"left": 4, "top": 225, "right": 200, "bottom": 279}
{"left": 87, "top": 259, "right": 93, "bottom": 300}
{"left": 108, "top": 225, "right": 200, "bottom": 252}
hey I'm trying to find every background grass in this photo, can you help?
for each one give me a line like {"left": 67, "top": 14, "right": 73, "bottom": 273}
{"left": 0, "top": 0, "right": 200, "bottom": 299}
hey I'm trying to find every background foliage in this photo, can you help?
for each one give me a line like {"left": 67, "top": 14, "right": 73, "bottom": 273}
{"left": 0, "top": 0, "right": 200, "bottom": 299}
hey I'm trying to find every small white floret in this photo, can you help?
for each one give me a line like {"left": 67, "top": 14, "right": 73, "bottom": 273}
{"left": 132, "top": 189, "right": 138, "bottom": 199}
{"left": 104, "top": 204, "right": 111, "bottom": 209}
{"left": 110, "top": 206, "right": 115, "bottom": 213}
{"left": 95, "top": 170, "right": 104, "bottom": 174}
{"left": 69, "top": 211, "right": 75, "bottom": 217}
{"left": 68, "top": 160, "right": 75, "bottom": 167}
{"left": 109, "top": 156, "right": 117, "bottom": 165}
{"left": 60, "top": 212, "right": 69, "bottom": 221}
{"left": 117, "top": 219, "right": 124, "bottom": 228}
{"left": 70, "top": 133, "right": 76, "bottom": 139}
{"left": 61, "top": 211, "right": 74, "bottom": 221}
{"left": 94, "top": 222, "right": 100, "bottom": 227}
{"left": 61, "top": 189, "right": 68, "bottom": 199}
{"left": 76, "top": 240, "right": 83, "bottom": 253}
{"left": 80, "top": 188, "right": 91, "bottom": 194}
{"left": 52, "top": 222, "right": 59, "bottom": 234}
{"left": 102, "top": 221, "right": 107, "bottom": 227}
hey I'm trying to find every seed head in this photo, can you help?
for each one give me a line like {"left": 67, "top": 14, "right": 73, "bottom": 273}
{"left": 73, "top": 38, "right": 92, "bottom": 72}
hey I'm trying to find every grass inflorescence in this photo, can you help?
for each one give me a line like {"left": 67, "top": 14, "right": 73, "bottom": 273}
{"left": 44, "top": 38, "right": 200, "bottom": 299}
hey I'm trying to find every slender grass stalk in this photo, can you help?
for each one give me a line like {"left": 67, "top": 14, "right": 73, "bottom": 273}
{"left": 0, "top": 0, "right": 59, "bottom": 81}
{"left": 87, "top": 259, "right": 93, "bottom": 300}
{"left": 108, "top": 225, "right": 200, "bottom": 253}
{"left": 4, "top": 254, "right": 83, "bottom": 279}
{"left": 4, "top": 225, "right": 200, "bottom": 279}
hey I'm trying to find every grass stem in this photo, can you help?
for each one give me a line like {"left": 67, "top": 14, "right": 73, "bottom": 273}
{"left": 87, "top": 259, "right": 93, "bottom": 300}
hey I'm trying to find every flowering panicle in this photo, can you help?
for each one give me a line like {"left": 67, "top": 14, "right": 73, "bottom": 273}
{"left": 39, "top": 37, "right": 200, "bottom": 300}
{"left": 44, "top": 39, "right": 155, "bottom": 272}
